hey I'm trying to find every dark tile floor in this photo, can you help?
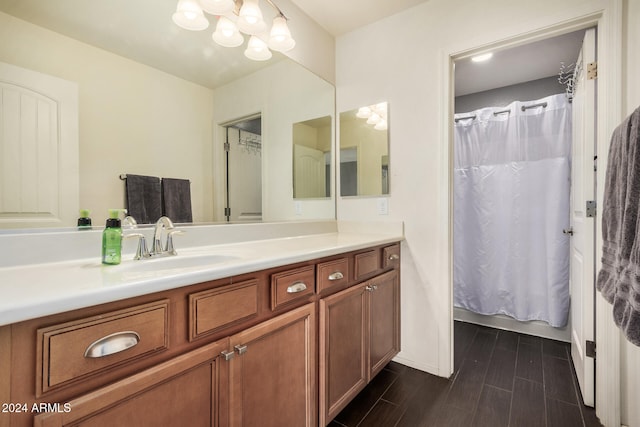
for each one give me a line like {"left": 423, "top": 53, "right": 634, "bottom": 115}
{"left": 329, "top": 321, "right": 602, "bottom": 427}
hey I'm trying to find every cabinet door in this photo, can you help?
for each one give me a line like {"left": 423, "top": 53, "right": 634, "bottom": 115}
{"left": 319, "top": 283, "right": 368, "bottom": 426}
{"left": 369, "top": 270, "right": 400, "bottom": 378}
{"left": 34, "top": 339, "right": 229, "bottom": 427}
{"left": 228, "top": 303, "right": 316, "bottom": 427}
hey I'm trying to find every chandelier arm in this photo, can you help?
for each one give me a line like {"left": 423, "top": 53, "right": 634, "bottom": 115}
{"left": 263, "top": 0, "right": 288, "bottom": 19}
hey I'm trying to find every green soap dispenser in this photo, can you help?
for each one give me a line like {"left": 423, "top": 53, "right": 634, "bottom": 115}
{"left": 102, "top": 209, "right": 122, "bottom": 265}
{"left": 77, "top": 209, "right": 92, "bottom": 230}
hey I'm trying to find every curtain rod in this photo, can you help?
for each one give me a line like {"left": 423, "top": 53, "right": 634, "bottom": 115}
{"left": 521, "top": 101, "right": 548, "bottom": 111}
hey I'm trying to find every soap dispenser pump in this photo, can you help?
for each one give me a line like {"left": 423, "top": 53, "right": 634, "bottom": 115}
{"left": 77, "top": 209, "right": 92, "bottom": 230}
{"left": 102, "top": 209, "right": 122, "bottom": 265}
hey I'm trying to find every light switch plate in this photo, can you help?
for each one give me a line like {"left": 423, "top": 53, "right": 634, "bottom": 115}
{"left": 377, "top": 198, "right": 389, "bottom": 215}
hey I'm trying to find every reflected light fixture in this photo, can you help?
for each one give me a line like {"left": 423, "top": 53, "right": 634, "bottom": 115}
{"left": 356, "top": 102, "right": 388, "bottom": 131}
{"left": 172, "top": 0, "right": 296, "bottom": 61}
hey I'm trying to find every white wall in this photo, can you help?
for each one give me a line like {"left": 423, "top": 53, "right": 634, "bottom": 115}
{"left": 0, "top": 11, "right": 214, "bottom": 226}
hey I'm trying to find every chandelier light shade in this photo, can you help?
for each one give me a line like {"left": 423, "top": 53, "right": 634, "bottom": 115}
{"left": 237, "top": 0, "right": 267, "bottom": 35}
{"left": 356, "top": 106, "right": 372, "bottom": 119}
{"left": 212, "top": 16, "right": 244, "bottom": 47}
{"left": 172, "top": 0, "right": 209, "bottom": 31}
{"left": 268, "top": 16, "right": 295, "bottom": 52}
{"left": 245, "top": 35, "right": 272, "bottom": 61}
{"left": 199, "top": 0, "right": 235, "bottom": 15}
{"left": 171, "top": 0, "right": 295, "bottom": 61}
{"left": 357, "top": 102, "right": 389, "bottom": 131}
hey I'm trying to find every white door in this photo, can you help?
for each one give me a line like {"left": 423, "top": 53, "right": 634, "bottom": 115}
{"left": 293, "top": 144, "right": 326, "bottom": 198}
{"left": 0, "top": 61, "right": 78, "bottom": 228}
{"left": 569, "top": 27, "right": 597, "bottom": 407}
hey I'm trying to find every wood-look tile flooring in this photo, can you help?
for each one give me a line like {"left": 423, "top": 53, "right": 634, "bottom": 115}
{"left": 329, "top": 321, "right": 602, "bottom": 427}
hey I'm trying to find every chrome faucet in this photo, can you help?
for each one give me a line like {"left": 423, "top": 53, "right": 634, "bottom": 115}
{"left": 152, "top": 216, "right": 174, "bottom": 255}
{"left": 151, "top": 216, "right": 184, "bottom": 256}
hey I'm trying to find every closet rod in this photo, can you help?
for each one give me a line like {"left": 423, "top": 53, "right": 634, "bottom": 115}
{"left": 521, "top": 101, "right": 548, "bottom": 111}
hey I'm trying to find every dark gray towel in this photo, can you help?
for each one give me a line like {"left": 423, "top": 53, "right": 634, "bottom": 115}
{"left": 597, "top": 105, "right": 640, "bottom": 346}
{"left": 162, "top": 178, "right": 192, "bottom": 223}
{"left": 125, "top": 174, "right": 162, "bottom": 224}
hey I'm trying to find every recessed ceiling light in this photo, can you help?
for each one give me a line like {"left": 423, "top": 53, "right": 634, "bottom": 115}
{"left": 471, "top": 53, "right": 493, "bottom": 62}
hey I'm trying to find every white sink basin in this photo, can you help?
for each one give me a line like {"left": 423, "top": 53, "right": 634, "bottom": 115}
{"left": 117, "top": 253, "right": 239, "bottom": 273}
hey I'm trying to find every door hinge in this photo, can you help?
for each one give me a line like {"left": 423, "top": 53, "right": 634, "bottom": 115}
{"left": 586, "top": 340, "right": 596, "bottom": 358}
{"left": 587, "top": 61, "right": 597, "bottom": 80}
{"left": 586, "top": 200, "right": 597, "bottom": 217}
{"left": 224, "top": 142, "right": 231, "bottom": 151}
{"left": 224, "top": 207, "right": 231, "bottom": 217}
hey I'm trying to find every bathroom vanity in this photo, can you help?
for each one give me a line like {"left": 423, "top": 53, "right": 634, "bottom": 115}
{"left": 0, "top": 224, "right": 401, "bottom": 427}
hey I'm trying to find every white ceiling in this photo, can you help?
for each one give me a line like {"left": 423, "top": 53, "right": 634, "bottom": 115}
{"left": 455, "top": 30, "right": 585, "bottom": 96}
{"left": 1, "top": 0, "right": 585, "bottom": 95}
{"left": 289, "top": 0, "right": 428, "bottom": 36}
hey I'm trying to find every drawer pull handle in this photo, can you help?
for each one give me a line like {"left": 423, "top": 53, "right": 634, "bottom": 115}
{"left": 221, "top": 350, "right": 235, "bottom": 361}
{"left": 84, "top": 331, "right": 140, "bottom": 358}
{"left": 328, "top": 272, "right": 344, "bottom": 281}
{"left": 388, "top": 254, "right": 400, "bottom": 261}
{"left": 235, "top": 344, "right": 248, "bottom": 355}
{"left": 287, "top": 282, "right": 307, "bottom": 294}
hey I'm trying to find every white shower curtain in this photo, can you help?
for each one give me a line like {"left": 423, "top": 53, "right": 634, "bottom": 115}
{"left": 453, "top": 94, "right": 571, "bottom": 327}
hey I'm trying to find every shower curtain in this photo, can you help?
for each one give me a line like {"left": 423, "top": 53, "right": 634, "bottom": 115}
{"left": 453, "top": 94, "right": 571, "bottom": 327}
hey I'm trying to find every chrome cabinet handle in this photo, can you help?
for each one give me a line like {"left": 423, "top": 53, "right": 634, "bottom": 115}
{"left": 328, "top": 272, "right": 344, "bottom": 281}
{"left": 235, "top": 344, "right": 248, "bottom": 355}
{"left": 388, "top": 254, "right": 400, "bottom": 261}
{"left": 286, "top": 282, "right": 307, "bottom": 293}
{"left": 365, "top": 285, "right": 378, "bottom": 292}
{"left": 221, "top": 350, "right": 235, "bottom": 361}
{"left": 84, "top": 331, "right": 140, "bottom": 358}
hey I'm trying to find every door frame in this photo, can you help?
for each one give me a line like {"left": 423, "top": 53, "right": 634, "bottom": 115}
{"left": 441, "top": 2, "right": 622, "bottom": 425}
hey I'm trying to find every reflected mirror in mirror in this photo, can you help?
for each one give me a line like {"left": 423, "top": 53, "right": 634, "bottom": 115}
{"left": 339, "top": 102, "right": 389, "bottom": 197}
{"left": 0, "top": 0, "right": 335, "bottom": 230}
{"left": 293, "top": 116, "right": 332, "bottom": 199}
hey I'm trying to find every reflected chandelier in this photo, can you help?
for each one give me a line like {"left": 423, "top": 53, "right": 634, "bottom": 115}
{"left": 172, "top": 0, "right": 295, "bottom": 61}
{"left": 356, "top": 102, "right": 388, "bottom": 131}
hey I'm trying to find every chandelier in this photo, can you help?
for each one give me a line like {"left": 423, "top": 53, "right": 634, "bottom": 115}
{"left": 356, "top": 102, "right": 388, "bottom": 131}
{"left": 172, "top": 0, "right": 295, "bottom": 61}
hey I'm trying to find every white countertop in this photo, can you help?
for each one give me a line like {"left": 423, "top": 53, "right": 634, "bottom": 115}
{"left": 0, "top": 225, "right": 403, "bottom": 326}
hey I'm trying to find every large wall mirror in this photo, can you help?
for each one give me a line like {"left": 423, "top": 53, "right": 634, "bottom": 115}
{"left": 339, "top": 102, "right": 389, "bottom": 197}
{"left": 0, "top": 0, "right": 335, "bottom": 230}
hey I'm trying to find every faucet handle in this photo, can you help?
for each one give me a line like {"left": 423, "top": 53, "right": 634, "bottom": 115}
{"left": 166, "top": 230, "right": 185, "bottom": 255}
{"left": 124, "top": 233, "right": 150, "bottom": 260}
{"left": 122, "top": 215, "right": 138, "bottom": 229}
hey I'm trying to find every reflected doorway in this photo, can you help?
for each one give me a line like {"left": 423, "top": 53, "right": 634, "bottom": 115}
{"left": 223, "top": 115, "right": 262, "bottom": 222}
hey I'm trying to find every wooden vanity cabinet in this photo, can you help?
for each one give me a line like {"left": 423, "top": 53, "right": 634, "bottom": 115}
{"left": 229, "top": 303, "right": 316, "bottom": 427}
{"left": 0, "top": 241, "right": 400, "bottom": 427}
{"left": 34, "top": 339, "right": 230, "bottom": 427}
{"left": 319, "top": 246, "right": 401, "bottom": 426}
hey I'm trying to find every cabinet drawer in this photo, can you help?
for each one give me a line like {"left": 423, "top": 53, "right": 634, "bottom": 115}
{"left": 189, "top": 279, "right": 259, "bottom": 341}
{"left": 382, "top": 244, "right": 401, "bottom": 269}
{"left": 317, "top": 257, "right": 349, "bottom": 294}
{"left": 354, "top": 249, "right": 380, "bottom": 280}
{"left": 271, "top": 265, "right": 315, "bottom": 310}
{"left": 37, "top": 300, "right": 169, "bottom": 395}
